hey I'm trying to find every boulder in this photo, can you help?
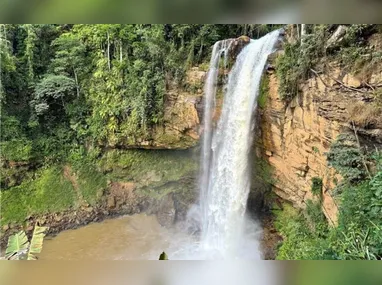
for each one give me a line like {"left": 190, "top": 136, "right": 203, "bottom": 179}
{"left": 156, "top": 193, "right": 176, "bottom": 228}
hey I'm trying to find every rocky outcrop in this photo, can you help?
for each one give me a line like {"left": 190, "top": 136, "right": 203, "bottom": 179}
{"left": 259, "top": 60, "right": 382, "bottom": 225}
{"left": 134, "top": 69, "right": 206, "bottom": 149}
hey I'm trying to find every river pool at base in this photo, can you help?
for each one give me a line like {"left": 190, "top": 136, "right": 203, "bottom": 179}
{"left": 40, "top": 214, "right": 196, "bottom": 260}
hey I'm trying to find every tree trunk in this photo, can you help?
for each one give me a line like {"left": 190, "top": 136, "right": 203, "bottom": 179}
{"left": 107, "top": 31, "right": 111, "bottom": 70}
{"left": 301, "top": 24, "right": 306, "bottom": 45}
{"left": 296, "top": 24, "right": 300, "bottom": 39}
{"left": 120, "top": 41, "right": 123, "bottom": 63}
{"left": 73, "top": 68, "right": 80, "bottom": 98}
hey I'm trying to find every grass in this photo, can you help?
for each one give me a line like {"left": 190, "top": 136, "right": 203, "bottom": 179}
{"left": 76, "top": 164, "right": 107, "bottom": 206}
{"left": 273, "top": 203, "right": 332, "bottom": 260}
{"left": 1, "top": 166, "right": 77, "bottom": 225}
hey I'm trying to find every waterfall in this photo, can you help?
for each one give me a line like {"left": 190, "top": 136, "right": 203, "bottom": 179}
{"left": 199, "top": 39, "right": 232, "bottom": 237}
{"left": 198, "top": 30, "right": 280, "bottom": 259}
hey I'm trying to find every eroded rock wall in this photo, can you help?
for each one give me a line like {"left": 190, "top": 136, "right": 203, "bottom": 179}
{"left": 259, "top": 61, "right": 382, "bottom": 225}
{"left": 131, "top": 68, "right": 206, "bottom": 149}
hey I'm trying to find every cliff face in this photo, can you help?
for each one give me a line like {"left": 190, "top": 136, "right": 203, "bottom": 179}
{"left": 260, "top": 61, "right": 382, "bottom": 224}
{"left": 131, "top": 68, "right": 206, "bottom": 149}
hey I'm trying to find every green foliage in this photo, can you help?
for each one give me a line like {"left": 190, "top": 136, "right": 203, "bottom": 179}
{"left": 0, "top": 140, "right": 32, "bottom": 161}
{"left": 0, "top": 25, "right": 16, "bottom": 100}
{"left": 336, "top": 25, "right": 382, "bottom": 75}
{"left": 370, "top": 167, "right": 382, "bottom": 216}
{"left": 257, "top": 74, "right": 269, "bottom": 108}
{"left": 305, "top": 200, "right": 328, "bottom": 237}
{"left": 1, "top": 166, "right": 77, "bottom": 224}
{"left": 273, "top": 204, "right": 332, "bottom": 260}
{"left": 27, "top": 225, "right": 49, "bottom": 260}
{"left": 76, "top": 164, "right": 107, "bottom": 205}
{"left": 31, "top": 126, "right": 76, "bottom": 164}
{"left": 252, "top": 156, "right": 275, "bottom": 189}
{"left": 331, "top": 223, "right": 382, "bottom": 260}
{"left": 5, "top": 225, "right": 48, "bottom": 260}
{"left": 32, "top": 74, "right": 76, "bottom": 116}
{"left": 30, "top": 166, "right": 77, "bottom": 212}
{"left": 5, "top": 230, "right": 29, "bottom": 260}
{"left": 276, "top": 25, "right": 381, "bottom": 101}
{"left": 1, "top": 24, "right": 285, "bottom": 165}
{"left": 326, "top": 133, "right": 366, "bottom": 182}
{"left": 275, "top": 150, "right": 382, "bottom": 260}
{"left": 0, "top": 114, "right": 33, "bottom": 161}
{"left": 51, "top": 32, "right": 87, "bottom": 78}
{"left": 276, "top": 25, "right": 328, "bottom": 101}
{"left": 311, "top": 177, "right": 323, "bottom": 196}
{"left": 276, "top": 43, "right": 300, "bottom": 100}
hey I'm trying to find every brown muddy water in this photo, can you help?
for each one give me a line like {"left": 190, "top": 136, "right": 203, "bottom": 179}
{"left": 40, "top": 214, "right": 196, "bottom": 260}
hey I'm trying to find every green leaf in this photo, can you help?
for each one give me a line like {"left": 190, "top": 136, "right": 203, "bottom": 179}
{"left": 5, "top": 231, "right": 29, "bottom": 260}
{"left": 28, "top": 225, "right": 49, "bottom": 260}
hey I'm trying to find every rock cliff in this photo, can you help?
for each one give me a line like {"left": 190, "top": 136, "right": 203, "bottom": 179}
{"left": 132, "top": 68, "right": 206, "bottom": 149}
{"left": 259, "top": 59, "right": 382, "bottom": 225}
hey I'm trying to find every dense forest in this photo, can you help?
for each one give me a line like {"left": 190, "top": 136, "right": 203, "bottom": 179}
{"left": 1, "top": 24, "right": 280, "bottom": 162}
{"left": 1, "top": 24, "right": 382, "bottom": 260}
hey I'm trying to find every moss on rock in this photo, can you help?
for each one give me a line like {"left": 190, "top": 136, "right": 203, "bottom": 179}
{"left": 1, "top": 166, "right": 77, "bottom": 225}
{"left": 98, "top": 149, "right": 198, "bottom": 187}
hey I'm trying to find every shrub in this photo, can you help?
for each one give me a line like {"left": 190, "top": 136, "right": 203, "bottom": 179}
{"left": 311, "top": 177, "right": 323, "bottom": 197}
{"left": 273, "top": 203, "right": 332, "bottom": 260}
{"left": 305, "top": 199, "right": 328, "bottom": 237}
{"left": 326, "top": 133, "right": 366, "bottom": 182}
{"left": 276, "top": 25, "right": 328, "bottom": 101}
{"left": 0, "top": 140, "right": 32, "bottom": 161}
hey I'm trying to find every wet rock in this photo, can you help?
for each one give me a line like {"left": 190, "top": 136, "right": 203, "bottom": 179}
{"left": 156, "top": 193, "right": 176, "bottom": 228}
{"left": 2, "top": 224, "right": 9, "bottom": 231}
{"left": 230, "top": 35, "right": 251, "bottom": 59}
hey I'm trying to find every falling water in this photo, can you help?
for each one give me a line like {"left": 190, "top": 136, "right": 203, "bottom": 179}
{"left": 198, "top": 30, "right": 280, "bottom": 259}
{"left": 199, "top": 39, "right": 232, "bottom": 234}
